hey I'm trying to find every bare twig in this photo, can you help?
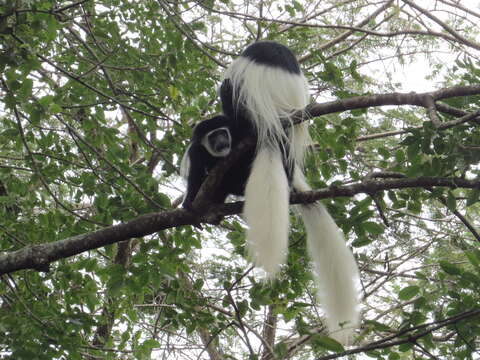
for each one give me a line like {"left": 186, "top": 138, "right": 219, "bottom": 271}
{"left": 315, "top": 308, "right": 480, "bottom": 360}
{"left": 401, "top": 0, "right": 480, "bottom": 51}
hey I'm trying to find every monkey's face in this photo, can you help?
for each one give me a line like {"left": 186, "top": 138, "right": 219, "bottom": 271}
{"left": 202, "top": 127, "right": 232, "bottom": 157}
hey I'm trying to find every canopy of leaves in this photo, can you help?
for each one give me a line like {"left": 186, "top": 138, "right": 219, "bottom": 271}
{"left": 1, "top": 0, "right": 480, "bottom": 359}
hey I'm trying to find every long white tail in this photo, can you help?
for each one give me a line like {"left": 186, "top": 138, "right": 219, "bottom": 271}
{"left": 294, "top": 171, "right": 360, "bottom": 344}
{"left": 223, "top": 41, "right": 359, "bottom": 343}
{"left": 223, "top": 43, "right": 310, "bottom": 275}
{"left": 244, "top": 147, "right": 290, "bottom": 276}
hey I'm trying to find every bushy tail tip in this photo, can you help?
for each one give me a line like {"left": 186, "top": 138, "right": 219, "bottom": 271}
{"left": 294, "top": 170, "right": 360, "bottom": 344}
{"left": 244, "top": 147, "right": 290, "bottom": 276}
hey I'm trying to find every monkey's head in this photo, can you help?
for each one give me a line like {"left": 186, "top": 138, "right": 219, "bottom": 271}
{"left": 192, "top": 115, "right": 232, "bottom": 158}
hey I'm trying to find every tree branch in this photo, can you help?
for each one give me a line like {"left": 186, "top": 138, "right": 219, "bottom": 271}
{"left": 300, "top": 85, "right": 480, "bottom": 121}
{"left": 316, "top": 308, "right": 480, "bottom": 360}
{"left": 401, "top": 0, "right": 480, "bottom": 51}
{"left": 261, "top": 304, "right": 277, "bottom": 360}
{"left": 1, "top": 176, "right": 479, "bottom": 275}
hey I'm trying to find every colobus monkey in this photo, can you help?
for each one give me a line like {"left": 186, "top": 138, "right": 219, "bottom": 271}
{"left": 181, "top": 41, "right": 360, "bottom": 343}
{"left": 180, "top": 115, "right": 254, "bottom": 209}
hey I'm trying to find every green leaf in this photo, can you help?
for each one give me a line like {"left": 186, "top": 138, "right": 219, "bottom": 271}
{"left": 466, "top": 189, "right": 480, "bottom": 207}
{"left": 446, "top": 191, "right": 457, "bottom": 211}
{"left": 193, "top": 278, "right": 204, "bottom": 290}
{"left": 274, "top": 342, "right": 288, "bottom": 358}
{"left": 465, "top": 250, "right": 480, "bottom": 269}
{"left": 49, "top": 103, "right": 62, "bottom": 114}
{"left": 349, "top": 60, "right": 363, "bottom": 82}
{"left": 439, "top": 261, "right": 462, "bottom": 276}
{"left": 136, "top": 339, "right": 159, "bottom": 359}
{"left": 388, "top": 352, "right": 401, "bottom": 360}
{"left": 292, "top": 0, "right": 304, "bottom": 11}
{"left": 365, "top": 350, "right": 382, "bottom": 358}
{"left": 45, "top": 16, "right": 59, "bottom": 42}
{"left": 378, "top": 147, "right": 390, "bottom": 159}
{"left": 414, "top": 296, "right": 427, "bottom": 309}
{"left": 364, "top": 320, "right": 392, "bottom": 332}
{"left": 319, "top": 62, "right": 344, "bottom": 87}
{"left": 285, "top": 4, "right": 296, "bottom": 16}
{"left": 395, "top": 149, "right": 406, "bottom": 163}
{"left": 407, "top": 199, "right": 422, "bottom": 214}
{"left": 18, "top": 78, "right": 33, "bottom": 99}
{"left": 237, "top": 300, "right": 248, "bottom": 318}
{"left": 39, "top": 95, "right": 55, "bottom": 107}
{"left": 461, "top": 271, "right": 480, "bottom": 285}
{"left": 352, "top": 236, "right": 372, "bottom": 247}
{"left": 168, "top": 85, "right": 179, "bottom": 99}
{"left": 398, "top": 285, "right": 420, "bottom": 300}
{"left": 363, "top": 222, "right": 384, "bottom": 235}
{"left": 312, "top": 335, "right": 345, "bottom": 352}
{"left": 398, "top": 342, "right": 414, "bottom": 352}
{"left": 408, "top": 310, "right": 426, "bottom": 325}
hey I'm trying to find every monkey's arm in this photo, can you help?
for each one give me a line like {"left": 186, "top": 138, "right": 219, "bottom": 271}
{"left": 182, "top": 147, "right": 207, "bottom": 210}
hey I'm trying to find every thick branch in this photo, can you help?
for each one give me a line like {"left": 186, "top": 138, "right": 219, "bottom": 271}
{"left": 1, "top": 176, "right": 479, "bottom": 275}
{"left": 291, "top": 177, "right": 480, "bottom": 204}
{"left": 0, "top": 208, "right": 196, "bottom": 275}
{"left": 301, "top": 85, "right": 480, "bottom": 121}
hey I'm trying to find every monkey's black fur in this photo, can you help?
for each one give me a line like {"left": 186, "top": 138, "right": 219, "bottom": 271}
{"left": 242, "top": 41, "right": 301, "bottom": 73}
{"left": 182, "top": 115, "right": 255, "bottom": 209}
{"left": 182, "top": 114, "right": 295, "bottom": 209}
{"left": 183, "top": 41, "right": 299, "bottom": 209}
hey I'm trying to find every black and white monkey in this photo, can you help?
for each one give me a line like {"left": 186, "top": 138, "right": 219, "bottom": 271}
{"left": 180, "top": 114, "right": 255, "bottom": 208}
{"left": 181, "top": 41, "right": 360, "bottom": 343}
